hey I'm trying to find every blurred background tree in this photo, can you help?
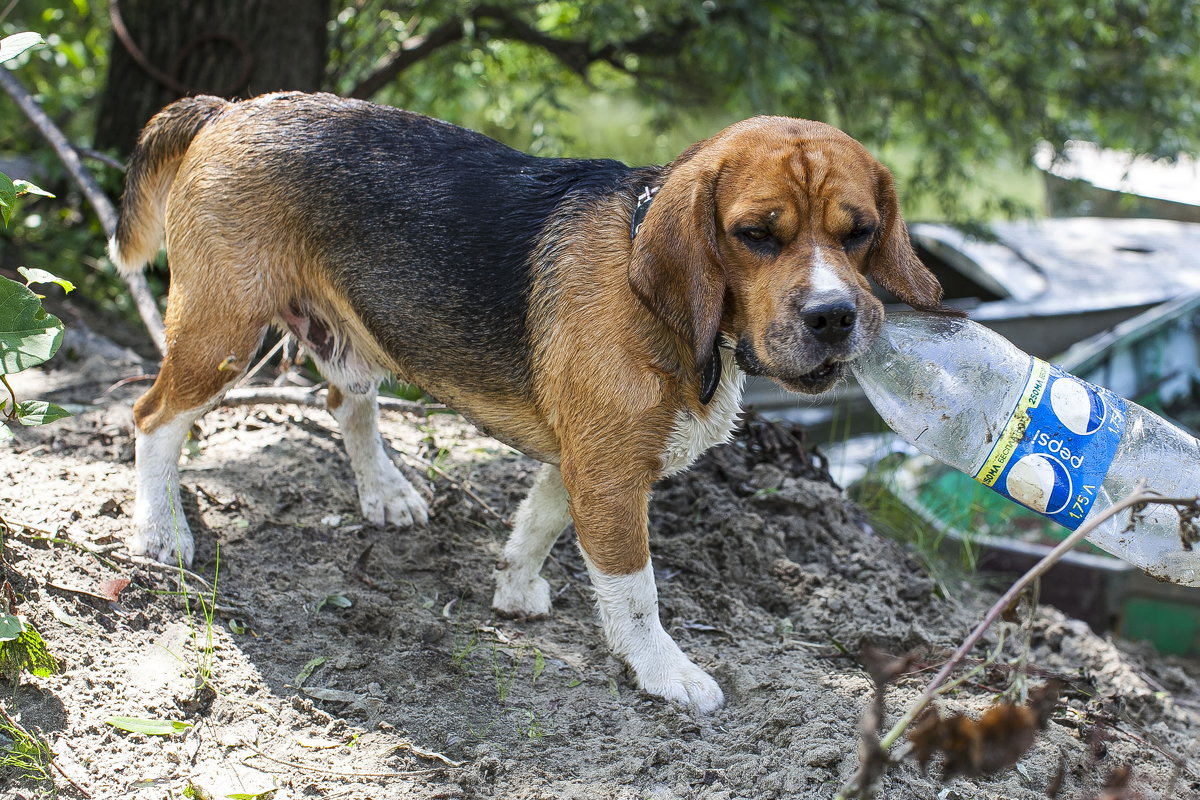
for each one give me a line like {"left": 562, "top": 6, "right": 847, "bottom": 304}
{"left": 1, "top": 0, "right": 1198, "bottom": 338}
{"left": 95, "top": 0, "right": 330, "bottom": 153}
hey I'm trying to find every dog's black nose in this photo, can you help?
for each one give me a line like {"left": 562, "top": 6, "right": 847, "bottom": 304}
{"left": 802, "top": 302, "right": 856, "bottom": 345}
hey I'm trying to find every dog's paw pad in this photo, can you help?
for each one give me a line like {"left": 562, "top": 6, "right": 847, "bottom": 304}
{"left": 129, "top": 521, "right": 195, "bottom": 567}
{"left": 492, "top": 574, "right": 552, "bottom": 618}
{"left": 358, "top": 468, "right": 429, "bottom": 528}
{"left": 636, "top": 659, "right": 725, "bottom": 713}
{"left": 393, "top": 486, "right": 429, "bottom": 526}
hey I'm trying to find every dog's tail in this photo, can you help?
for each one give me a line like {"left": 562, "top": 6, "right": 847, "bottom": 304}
{"left": 108, "top": 95, "right": 231, "bottom": 275}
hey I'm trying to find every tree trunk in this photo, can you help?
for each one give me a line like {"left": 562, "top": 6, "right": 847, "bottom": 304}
{"left": 95, "top": 0, "right": 330, "bottom": 156}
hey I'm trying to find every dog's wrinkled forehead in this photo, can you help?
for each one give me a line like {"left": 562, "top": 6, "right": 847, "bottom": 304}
{"left": 711, "top": 121, "right": 880, "bottom": 230}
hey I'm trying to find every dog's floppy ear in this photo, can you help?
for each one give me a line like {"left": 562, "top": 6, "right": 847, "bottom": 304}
{"left": 866, "top": 165, "right": 964, "bottom": 316}
{"left": 628, "top": 156, "right": 726, "bottom": 380}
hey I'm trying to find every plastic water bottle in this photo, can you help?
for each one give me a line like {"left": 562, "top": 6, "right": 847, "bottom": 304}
{"left": 849, "top": 311, "right": 1200, "bottom": 587}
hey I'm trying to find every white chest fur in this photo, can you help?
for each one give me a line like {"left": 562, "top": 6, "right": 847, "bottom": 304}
{"left": 660, "top": 346, "right": 745, "bottom": 476}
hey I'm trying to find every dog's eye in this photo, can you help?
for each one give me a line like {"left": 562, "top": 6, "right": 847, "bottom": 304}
{"left": 737, "top": 227, "right": 775, "bottom": 250}
{"left": 842, "top": 225, "right": 876, "bottom": 251}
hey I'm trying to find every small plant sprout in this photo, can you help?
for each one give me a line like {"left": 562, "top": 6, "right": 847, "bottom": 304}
{"left": 315, "top": 593, "right": 352, "bottom": 613}
{"left": 491, "top": 643, "right": 517, "bottom": 703}
{"left": 532, "top": 648, "right": 545, "bottom": 685}
{"left": 104, "top": 716, "right": 194, "bottom": 736}
{"left": 518, "top": 708, "right": 546, "bottom": 739}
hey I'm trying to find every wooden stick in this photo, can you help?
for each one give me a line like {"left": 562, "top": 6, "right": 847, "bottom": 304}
{"left": 219, "top": 386, "right": 430, "bottom": 415}
{"left": 241, "top": 741, "right": 445, "bottom": 778}
{"left": 234, "top": 334, "right": 290, "bottom": 389}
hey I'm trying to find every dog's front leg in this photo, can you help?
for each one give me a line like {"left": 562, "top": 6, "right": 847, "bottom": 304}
{"left": 562, "top": 458, "right": 724, "bottom": 713}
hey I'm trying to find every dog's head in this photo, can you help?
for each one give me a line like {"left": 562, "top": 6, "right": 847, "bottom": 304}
{"left": 630, "top": 116, "right": 954, "bottom": 395}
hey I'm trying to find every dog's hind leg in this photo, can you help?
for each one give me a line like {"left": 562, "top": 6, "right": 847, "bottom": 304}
{"left": 492, "top": 463, "right": 572, "bottom": 617}
{"left": 323, "top": 382, "right": 429, "bottom": 528}
{"left": 282, "top": 304, "right": 428, "bottom": 529}
{"left": 132, "top": 305, "right": 269, "bottom": 566}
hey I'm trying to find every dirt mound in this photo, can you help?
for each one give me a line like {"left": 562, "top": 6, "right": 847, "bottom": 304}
{"left": 2, "top": 343, "right": 1198, "bottom": 798}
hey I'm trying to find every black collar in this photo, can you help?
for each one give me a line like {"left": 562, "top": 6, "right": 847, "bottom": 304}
{"left": 630, "top": 186, "right": 659, "bottom": 239}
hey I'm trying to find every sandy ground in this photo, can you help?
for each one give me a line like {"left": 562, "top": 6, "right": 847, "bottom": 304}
{"left": 1, "top": 321, "right": 1199, "bottom": 799}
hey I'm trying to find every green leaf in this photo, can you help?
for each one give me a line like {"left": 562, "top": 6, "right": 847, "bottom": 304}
{"left": 532, "top": 648, "right": 545, "bottom": 684}
{"left": 15, "top": 400, "right": 71, "bottom": 426}
{"left": 0, "top": 172, "right": 13, "bottom": 228}
{"left": 0, "top": 33, "right": 44, "bottom": 65}
{"left": 294, "top": 656, "right": 326, "bottom": 687}
{"left": 18, "top": 267, "right": 73, "bottom": 293}
{"left": 12, "top": 180, "right": 54, "bottom": 199}
{"left": 105, "top": 716, "right": 193, "bottom": 736}
{"left": 0, "top": 615, "right": 24, "bottom": 642}
{"left": 0, "top": 277, "right": 63, "bottom": 373}
{"left": 0, "top": 423, "right": 13, "bottom": 442}
{"left": 315, "top": 593, "right": 352, "bottom": 613}
{"left": 0, "top": 617, "right": 58, "bottom": 678}
{"left": 16, "top": 627, "right": 57, "bottom": 677}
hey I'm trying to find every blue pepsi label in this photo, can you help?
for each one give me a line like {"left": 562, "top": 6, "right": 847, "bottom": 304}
{"left": 973, "top": 359, "right": 1127, "bottom": 530}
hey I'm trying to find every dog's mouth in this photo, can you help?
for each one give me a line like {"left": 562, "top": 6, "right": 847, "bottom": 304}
{"left": 778, "top": 358, "right": 845, "bottom": 394}
{"left": 734, "top": 340, "right": 846, "bottom": 394}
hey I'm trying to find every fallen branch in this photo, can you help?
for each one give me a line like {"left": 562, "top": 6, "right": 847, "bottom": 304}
{"left": 2, "top": 517, "right": 220, "bottom": 592}
{"left": 2, "top": 519, "right": 126, "bottom": 572}
{"left": 835, "top": 481, "right": 1187, "bottom": 799}
{"left": 45, "top": 580, "right": 118, "bottom": 603}
{"left": 241, "top": 740, "right": 446, "bottom": 779}
{"left": 390, "top": 740, "right": 466, "bottom": 767}
{"left": 0, "top": 67, "right": 166, "bottom": 354}
{"left": 219, "top": 386, "right": 431, "bottom": 416}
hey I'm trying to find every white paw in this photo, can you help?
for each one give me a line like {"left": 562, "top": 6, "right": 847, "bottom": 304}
{"left": 492, "top": 570, "right": 552, "bottom": 618}
{"left": 633, "top": 653, "right": 725, "bottom": 713}
{"left": 358, "top": 465, "right": 429, "bottom": 527}
{"left": 129, "top": 513, "right": 195, "bottom": 567}
{"left": 584, "top": 558, "right": 725, "bottom": 713}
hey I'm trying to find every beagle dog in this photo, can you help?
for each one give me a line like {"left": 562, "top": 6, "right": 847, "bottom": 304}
{"left": 111, "top": 92, "right": 949, "bottom": 712}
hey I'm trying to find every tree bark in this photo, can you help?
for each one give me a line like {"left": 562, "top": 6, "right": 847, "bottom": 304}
{"left": 95, "top": 0, "right": 330, "bottom": 156}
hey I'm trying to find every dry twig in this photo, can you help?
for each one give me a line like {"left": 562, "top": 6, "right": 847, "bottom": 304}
{"left": 241, "top": 741, "right": 446, "bottom": 778}
{"left": 219, "top": 386, "right": 429, "bottom": 415}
